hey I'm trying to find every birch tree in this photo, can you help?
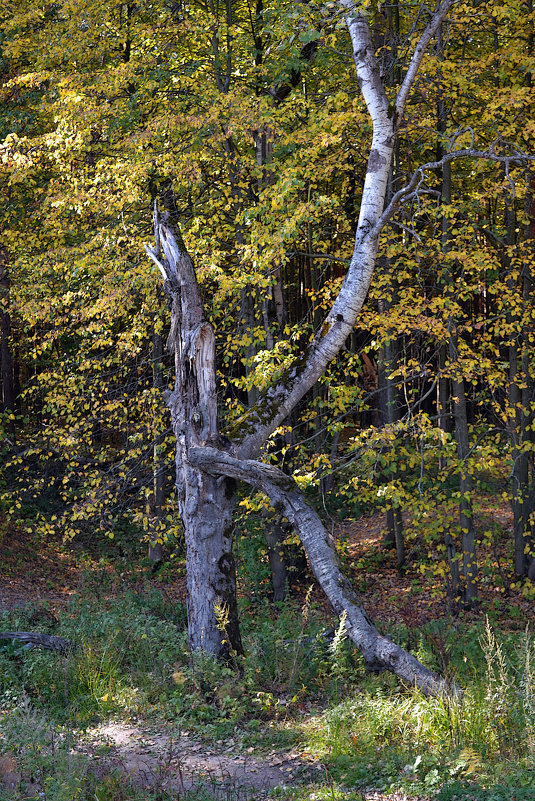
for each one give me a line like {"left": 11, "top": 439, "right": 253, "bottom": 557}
{"left": 145, "top": 0, "right": 460, "bottom": 695}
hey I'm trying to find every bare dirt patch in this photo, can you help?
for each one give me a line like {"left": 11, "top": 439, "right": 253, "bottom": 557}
{"left": 78, "top": 722, "right": 431, "bottom": 800}
{"left": 80, "top": 721, "right": 316, "bottom": 799}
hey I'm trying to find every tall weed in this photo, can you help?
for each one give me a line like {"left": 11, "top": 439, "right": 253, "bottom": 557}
{"left": 303, "top": 622, "right": 535, "bottom": 796}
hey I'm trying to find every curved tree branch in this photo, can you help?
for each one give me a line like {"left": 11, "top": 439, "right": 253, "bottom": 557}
{"left": 231, "top": 0, "right": 457, "bottom": 460}
{"left": 189, "top": 445, "right": 455, "bottom": 697}
{"left": 374, "top": 144, "right": 535, "bottom": 237}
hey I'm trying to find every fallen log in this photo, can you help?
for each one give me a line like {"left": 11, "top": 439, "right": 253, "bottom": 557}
{"left": 0, "top": 632, "right": 76, "bottom": 655}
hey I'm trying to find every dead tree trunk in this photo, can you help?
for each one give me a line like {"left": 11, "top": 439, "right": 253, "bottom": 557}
{"left": 146, "top": 198, "right": 457, "bottom": 694}
{"left": 147, "top": 206, "right": 455, "bottom": 692}
{"left": 146, "top": 207, "right": 243, "bottom": 658}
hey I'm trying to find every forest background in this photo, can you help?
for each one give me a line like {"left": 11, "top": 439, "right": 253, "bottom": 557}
{"left": 2, "top": 1, "right": 535, "bottom": 800}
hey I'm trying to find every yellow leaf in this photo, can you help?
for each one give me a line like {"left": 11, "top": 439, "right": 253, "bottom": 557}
{"left": 172, "top": 671, "right": 186, "bottom": 686}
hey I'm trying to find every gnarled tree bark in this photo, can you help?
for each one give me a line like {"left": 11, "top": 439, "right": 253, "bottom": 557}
{"left": 146, "top": 205, "right": 243, "bottom": 657}
{"left": 146, "top": 204, "right": 454, "bottom": 694}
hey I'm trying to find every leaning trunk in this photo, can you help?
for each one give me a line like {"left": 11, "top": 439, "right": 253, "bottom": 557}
{"left": 191, "top": 445, "right": 455, "bottom": 697}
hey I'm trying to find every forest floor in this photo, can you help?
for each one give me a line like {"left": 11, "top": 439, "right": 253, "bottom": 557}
{"left": 1, "top": 505, "right": 533, "bottom": 800}
{"left": 1, "top": 501, "right": 531, "bottom": 630}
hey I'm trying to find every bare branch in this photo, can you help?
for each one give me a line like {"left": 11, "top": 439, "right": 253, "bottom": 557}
{"left": 374, "top": 144, "right": 535, "bottom": 237}
{"left": 144, "top": 243, "right": 168, "bottom": 281}
{"left": 395, "top": 0, "right": 457, "bottom": 125}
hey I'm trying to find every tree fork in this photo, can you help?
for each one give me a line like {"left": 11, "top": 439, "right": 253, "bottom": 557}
{"left": 189, "top": 445, "right": 456, "bottom": 697}
{"left": 144, "top": 0, "right": 468, "bottom": 672}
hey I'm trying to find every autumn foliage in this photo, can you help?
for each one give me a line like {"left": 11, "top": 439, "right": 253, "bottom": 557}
{"left": 1, "top": 0, "right": 535, "bottom": 613}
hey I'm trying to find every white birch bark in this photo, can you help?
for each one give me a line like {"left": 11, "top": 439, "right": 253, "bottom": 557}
{"left": 235, "top": 0, "right": 456, "bottom": 459}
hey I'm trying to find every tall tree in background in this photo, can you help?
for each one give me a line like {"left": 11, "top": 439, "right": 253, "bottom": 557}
{"left": 0, "top": 247, "right": 15, "bottom": 424}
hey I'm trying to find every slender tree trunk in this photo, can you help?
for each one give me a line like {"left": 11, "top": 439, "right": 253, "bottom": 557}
{"left": 321, "top": 429, "right": 341, "bottom": 496}
{"left": 436, "top": 41, "right": 474, "bottom": 604}
{"left": 148, "top": 322, "right": 166, "bottom": 566}
{"left": 523, "top": 170, "right": 535, "bottom": 576}
{"left": 377, "top": 150, "right": 405, "bottom": 565}
{"left": 0, "top": 300, "right": 14, "bottom": 413}
{"left": 239, "top": 287, "right": 259, "bottom": 408}
{"left": 509, "top": 176, "right": 535, "bottom": 578}
{"left": 510, "top": 343, "right": 530, "bottom": 577}
{"left": 223, "top": 135, "right": 260, "bottom": 410}
{"left": 507, "top": 0, "right": 535, "bottom": 575}
{"left": 265, "top": 516, "right": 288, "bottom": 602}
{"left": 0, "top": 248, "right": 15, "bottom": 438}
{"left": 450, "top": 361, "right": 478, "bottom": 604}
{"left": 437, "top": 345, "right": 451, "bottom": 446}
{"left": 377, "top": 291, "right": 405, "bottom": 565}
{"left": 436, "top": 30, "right": 453, "bottom": 462}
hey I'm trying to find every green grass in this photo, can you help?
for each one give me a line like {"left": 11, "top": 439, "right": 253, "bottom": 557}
{"left": 297, "top": 618, "right": 535, "bottom": 799}
{"left": 1, "top": 592, "right": 535, "bottom": 800}
{"left": 1, "top": 590, "right": 189, "bottom": 725}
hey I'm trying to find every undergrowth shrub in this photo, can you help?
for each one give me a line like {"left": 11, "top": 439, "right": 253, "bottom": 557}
{"left": 0, "top": 592, "right": 188, "bottom": 724}
{"left": 240, "top": 593, "right": 362, "bottom": 704}
{"left": 0, "top": 696, "right": 89, "bottom": 801}
{"left": 306, "top": 621, "right": 535, "bottom": 797}
{"left": 164, "top": 594, "right": 362, "bottom": 737}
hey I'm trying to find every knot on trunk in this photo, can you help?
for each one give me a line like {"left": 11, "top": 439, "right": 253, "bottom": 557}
{"left": 218, "top": 553, "right": 234, "bottom": 576}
